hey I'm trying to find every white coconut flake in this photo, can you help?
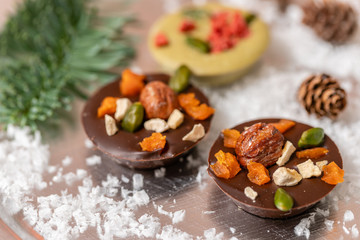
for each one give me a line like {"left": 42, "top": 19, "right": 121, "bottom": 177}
{"left": 343, "top": 225, "right": 350, "bottom": 235}
{"left": 351, "top": 224, "right": 359, "bottom": 238}
{"left": 76, "top": 169, "right": 87, "bottom": 180}
{"left": 344, "top": 210, "right": 355, "bottom": 222}
{"left": 85, "top": 155, "right": 101, "bottom": 166}
{"left": 84, "top": 138, "right": 94, "bottom": 149}
{"left": 204, "top": 228, "right": 224, "bottom": 240}
{"left": 63, "top": 172, "right": 77, "bottom": 186}
{"left": 316, "top": 208, "right": 330, "bottom": 217}
{"left": 154, "top": 167, "right": 166, "bottom": 178}
{"left": 133, "top": 173, "right": 144, "bottom": 190}
{"left": 172, "top": 210, "right": 186, "bottom": 224}
{"left": 196, "top": 165, "right": 208, "bottom": 190}
{"left": 230, "top": 227, "right": 236, "bottom": 234}
{"left": 324, "top": 219, "right": 334, "bottom": 231}
{"left": 47, "top": 165, "right": 57, "bottom": 174}
{"left": 62, "top": 156, "right": 72, "bottom": 167}
{"left": 121, "top": 174, "right": 130, "bottom": 183}
{"left": 0, "top": 125, "right": 49, "bottom": 214}
{"left": 156, "top": 225, "right": 192, "bottom": 240}
{"left": 294, "top": 213, "right": 316, "bottom": 239}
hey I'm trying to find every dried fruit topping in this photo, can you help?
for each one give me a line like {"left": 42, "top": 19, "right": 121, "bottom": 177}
{"left": 186, "top": 37, "right": 210, "bottom": 53}
{"left": 298, "top": 128, "right": 324, "bottom": 148}
{"left": 121, "top": 102, "right": 144, "bottom": 133}
{"left": 269, "top": 119, "right": 296, "bottom": 134}
{"left": 208, "top": 11, "right": 249, "bottom": 53}
{"left": 180, "top": 19, "right": 196, "bottom": 32}
{"left": 155, "top": 32, "right": 169, "bottom": 47}
{"left": 178, "top": 93, "right": 214, "bottom": 120}
{"left": 139, "top": 132, "right": 166, "bottom": 152}
{"left": 296, "top": 147, "right": 329, "bottom": 159}
{"left": 274, "top": 188, "right": 294, "bottom": 212}
{"left": 211, "top": 150, "right": 241, "bottom": 179}
{"left": 247, "top": 161, "right": 271, "bottom": 185}
{"left": 235, "top": 123, "right": 284, "bottom": 168}
{"left": 97, "top": 96, "right": 118, "bottom": 118}
{"left": 120, "top": 69, "right": 145, "bottom": 97}
{"left": 140, "top": 81, "right": 179, "bottom": 120}
{"left": 169, "top": 65, "right": 191, "bottom": 93}
{"left": 222, "top": 128, "right": 241, "bottom": 148}
{"left": 321, "top": 161, "right": 344, "bottom": 185}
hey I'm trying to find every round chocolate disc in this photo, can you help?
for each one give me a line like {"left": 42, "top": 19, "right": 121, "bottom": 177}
{"left": 207, "top": 118, "right": 343, "bottom": 219}
{"left": 82, "top": 74, "right": 213, "bottom": 169}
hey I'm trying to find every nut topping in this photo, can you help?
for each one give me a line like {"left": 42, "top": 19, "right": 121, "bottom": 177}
{"left": 235, "top": 122, "right": 284, "bottom": 168}
{"left": 140, "top": 81, "right": 178, "bottom": 120}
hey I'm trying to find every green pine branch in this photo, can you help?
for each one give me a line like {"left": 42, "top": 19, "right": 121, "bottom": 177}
{"left": 0, "top": 0, "right": 135, "bottom": 131}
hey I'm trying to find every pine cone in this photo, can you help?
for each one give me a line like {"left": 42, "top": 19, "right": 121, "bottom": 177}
{"left": 298, "top": 74, "right": 347, "bottom": 118}
{"left": 302, "top": 0, "right": 358, "bottom": 44}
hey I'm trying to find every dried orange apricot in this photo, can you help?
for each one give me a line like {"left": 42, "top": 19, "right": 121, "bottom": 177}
{"left": 247, "top": 161, "right": 271, "bottom": 186}
{"left": 211, "top": 150, "right": 241, "bottom": 179}
{"left": 97, "top": 96, "right": 118, "bottom": 118}
{"left": 186, "top": 104, "right": 215, "bottom": 120}
{"left": 120, "top": 69, "right": 145, "bottom": 97}
{"left": 321, "top": 161, "right": 344, "bottom": 185}
{"left": 211, "top": 161, "right": 230, "bottom": 179}
{"left": 269, "top": 119, "right": 296, "bottom": 133}
{"left": 139, "top": 133, "right": 166, "bottom": 152}
{"left": 222, "top": 129, "right": 241, "bottom": 148}
{"left": 296, "top": 147, "right": 329, "bottom": 159}
{"left": 177, "top": 93, "right": 214, "bottom": 120}
{"left": 178, "top": 93, "right": 200, "bottom": 108}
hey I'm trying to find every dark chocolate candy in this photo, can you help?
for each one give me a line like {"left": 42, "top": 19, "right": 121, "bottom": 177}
{"left": 207, "top": 118, "right": 343, "bottom": 219}
{"left": 82, "top": 74, "right": 212, "bottom": 169}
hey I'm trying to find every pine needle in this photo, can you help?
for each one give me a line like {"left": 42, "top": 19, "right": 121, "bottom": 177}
{"left": 0, "top": 0, "right": 135, "bottom": 131}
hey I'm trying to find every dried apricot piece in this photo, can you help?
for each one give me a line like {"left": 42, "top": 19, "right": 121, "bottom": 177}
{"left": 211, "top": 161, "right": 230, "bottom": 179}
{"left": 120, "top": 69, "right": 145, "bottom": 97}
{"left": 97, "top": 97, "right": 118, "bottom": 118}
{"left": 247, "top": 161, "right": 271, "bottom": 186}
{"left": 321, "top": 161, "right": 344, "bottom": 185}
{"left": 139, "top": 133, "right": 166, "bottom": 152}
{"left": 211, "top": 150, "right": 241, "bottom": 179}
{"left": 177, "top": 93, "right": 214, "bottom": 120}
{"left": 222, "top": 129, "right": 241, "bottom": 148}
{"left": 296, "top": 147, "right": 329, "bottom": 159}
{"left": 269, "top": 119, "right": 296, "bottom": 133}
{"left": 178, "top": 93, "right": 200, "bottom": 108}
{"left": 186, "top": 104, "right": 215, "bottom": 120}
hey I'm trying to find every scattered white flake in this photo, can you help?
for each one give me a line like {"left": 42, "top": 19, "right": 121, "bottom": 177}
{"left": 121, "top": 174, "right": 130, "bottom": 183}
{"left": 324, "top": 219, "right": 334, "bottom": 231}
{"left": 186, "top": 154, "right": 202, "bottom": 169}
{"left": 137, "top": 214, "right": 161, "bottom": 238}
{"left": 76, "top": 169, "right": 87, "bottom": 180}
{"left": 63, "top": 172, "right": 77, "bottom": 186}
{"left": 196, "top": 165, "right": 208, "bottom": 190}
{"left": 47, "top": 165, "right": 57, "bottom": 174}
{"left": 203, "top": 211, "right": 215, "bottom": 215}
{"left": 133, "top": 174, "right": 144, "bottom": 190}
{"left": 154, "top": 167, "right": 166, "bottom": 178}
{"left": 85, "top": 155, "right": 101, "bottom": 166}
{"left": 229, "top": 237, "right": 239, "bottom": 240}
{"left": 316, "top": 208, "right": 330, "bottom": 217}
{"left": 52, "top": 167, "right": 63, "bottom": 183}
{"left": 351, "top": 224, "right": 359, "bottom": 238}
{"left": 172, "top": 210, "right": 186, "bottom": 224}
{"left": 0, "top": 125, "right": 49, "bottom": 214}
{"left": 203, "top": 228, "right": 224, "bottom": 240}
{"left": 173, "top": 199, "right": 176, "bottom": 204}
{"left": 156, "top": 225, "right": 192, "bottom": 240}
{"left": 294, "top": 212, "right": 316, "bottom": 239}
{"left": 344, "top": 210, "right": 355, "bottom": 222}
{"left": 343, "top": 225, "right": 350, "bottom": 235}
{"left": 61, "top": 156, "right": 72, "bottom": 167}
{"left": 84, "top": 138, "right": 94, "bottom": 149}
{"left": 101, "top": 174, "right": 120, "bottom": 197}
{"left": 230, "top": 227, "right": 236, "bottom": 234}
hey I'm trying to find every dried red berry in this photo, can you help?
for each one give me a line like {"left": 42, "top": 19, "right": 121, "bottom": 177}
{"left": 155, "top": 32, "right": 169, "bottom": 47}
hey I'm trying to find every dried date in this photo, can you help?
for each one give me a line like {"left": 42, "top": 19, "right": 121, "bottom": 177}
{"left": 235, "top": 122, "right": 284, "bottom": 168}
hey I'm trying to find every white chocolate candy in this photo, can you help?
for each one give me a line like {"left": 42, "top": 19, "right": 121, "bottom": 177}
{"left": 297, "top": 159, "right": 322, "bottom": 178}
{"left": 276, "top": 141, "right": 296, "bottom": 166}
{"left": 167, "top": 109, "right": 184, "bottom": 130}
{"left": 115, "top": 98, "right": 132, "bottom": 121}
{"left": 182, "top": 124, "right": 205, "bottom": 142}
{"left": 273, "top": 167, "right": 302, "bottom": 187}
{"left": 104, "top": 114, "right": 118, "bottom": 136}
{"left": 144, "top": 118, "right": 169, "bottom": 133}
